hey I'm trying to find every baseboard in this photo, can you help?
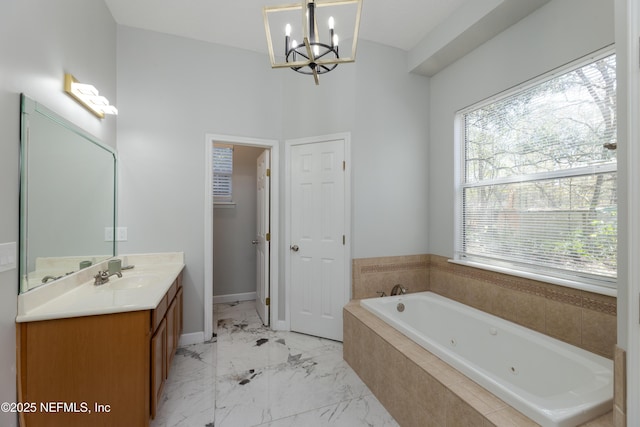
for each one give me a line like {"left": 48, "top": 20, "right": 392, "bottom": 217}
{"left": 178, "top": 331, "right": 205, "bottom": 347}
{"left": 213, "top": 291, "right": 256, "bottom": 304}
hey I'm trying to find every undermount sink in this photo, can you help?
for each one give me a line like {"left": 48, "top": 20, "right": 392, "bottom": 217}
{"left": 108, "top": 274, "right": 160, "bottom": 290}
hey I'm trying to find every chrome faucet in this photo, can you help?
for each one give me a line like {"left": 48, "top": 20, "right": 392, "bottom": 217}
{"left": 41, "top": 275, "right": 61, "bottom": 283}
{"left": 41, "top": 272, "right": 74, "bottom": 283}
{"left": 93, "top": 270, "right": 122, "bottom": 286}
{"left": 390, "top": 284, "right": 408, "bottom": 296}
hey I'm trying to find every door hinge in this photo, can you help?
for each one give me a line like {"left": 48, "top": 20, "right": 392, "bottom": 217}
{"left": 266, "top": 297, "right": 270, "bottom": 306}
{"left": 343, "top": 235, "right": 345, "bottom": 245}
{"left": 266, "top": 168, "right": 271, "bottom": 177}
{"left": 266, "top": 232, "right": 271, "bottom": 242}
{"left": 342, "top": 161, "right": 345, "bottom": 171}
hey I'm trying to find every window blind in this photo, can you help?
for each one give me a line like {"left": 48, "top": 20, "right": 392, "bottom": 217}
{"left": 213, "top": 145, "right": 233, "bottom": 202}
{"left": 457, "top": 53, "right": 617, "bottom": 287}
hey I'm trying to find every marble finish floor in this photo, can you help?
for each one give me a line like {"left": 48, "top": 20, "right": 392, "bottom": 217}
{"left": 151, "top": 300, "right": 398, "bottom": 427}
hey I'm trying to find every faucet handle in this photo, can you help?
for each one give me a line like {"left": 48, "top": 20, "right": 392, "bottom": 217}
{"left": 376, "top": 291, "right": 386, "bottom": 297}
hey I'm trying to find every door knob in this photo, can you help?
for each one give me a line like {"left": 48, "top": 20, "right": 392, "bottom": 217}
{"left": 252, "top": 239, "right": 259, "bottom": 245}
{"left": 290, "top": 245, "right": 299, "bottom": 252}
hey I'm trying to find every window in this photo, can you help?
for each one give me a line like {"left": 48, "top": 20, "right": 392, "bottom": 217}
{"left": 213, "top": 144, "right": 233, "bottom": 203}
{"left": 455, "top": 52, "right": 617, "bottom": 290}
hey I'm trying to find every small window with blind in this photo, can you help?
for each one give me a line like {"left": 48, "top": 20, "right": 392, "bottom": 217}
{"left": 213, "top": 144, "right": 233, "bottom": 204}
{"left": 455, "top": 51, "right": 617, "bottom": 291}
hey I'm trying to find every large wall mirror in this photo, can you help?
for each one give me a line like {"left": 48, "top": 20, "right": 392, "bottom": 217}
{"left": 19, "top": 94, "right": 116, "bottom": 293}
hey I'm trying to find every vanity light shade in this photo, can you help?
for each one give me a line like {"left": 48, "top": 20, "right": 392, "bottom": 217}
{"left": 64, "top": 73, "right": 118, "bottom": 119}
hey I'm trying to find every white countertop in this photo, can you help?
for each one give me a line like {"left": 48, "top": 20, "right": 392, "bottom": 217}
{"left": 16, "top": 252, "right": 185, "bottom": 323}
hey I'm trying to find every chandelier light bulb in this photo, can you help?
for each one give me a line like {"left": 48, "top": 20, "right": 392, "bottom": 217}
{"left": 263, "top": 0, "right": 362, "bottom": 85}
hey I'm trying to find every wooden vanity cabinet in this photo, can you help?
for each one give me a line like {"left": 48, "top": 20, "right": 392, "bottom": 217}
{"left": 18, "top": 272, "right": 183, "bottom": 427}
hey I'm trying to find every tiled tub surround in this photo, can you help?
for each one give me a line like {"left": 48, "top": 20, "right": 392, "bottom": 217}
{"left": 348, "top": 254, "right": 618, "bottom": 426}
{"left": 613, "top": 346, "right": 626, "bottom": 427}
{"left": 360, "top": 293, "right": 613, "bottom": 426}
{"left": 353, "top": 255, "right": 616, "bottom": 359}
{"left": 429, "top": 255, "right": 617, "bottom": 359}
{"left": 344, "top": 301, "right": 614, "bottom": 427}
{"left": 352, "top": 255, "right": 430, "bottom": 299}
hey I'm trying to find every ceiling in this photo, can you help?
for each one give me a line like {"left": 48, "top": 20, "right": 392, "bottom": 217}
{"left": 103, "top": 0, "right": 550, "bottom": 76}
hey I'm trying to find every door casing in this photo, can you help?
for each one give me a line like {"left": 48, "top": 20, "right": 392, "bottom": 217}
{"left": 204, "top": 134, "right": 280, "bottom": 341}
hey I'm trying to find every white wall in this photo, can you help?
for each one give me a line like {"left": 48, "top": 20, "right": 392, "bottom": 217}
{"left": 118, "top": 28, "right": 430, "bottom": 330}
{"left": 278, "top": 40, "right": 430, "bottom": 319}
{"left": 116, "top": 26, "right": 283, "bottom": 334}
{"left": 428, "top": 0, "right": 615, "bottom": 258}
{"left": 0, "top": 1, "right": 117, "bottom": 425}
{"left": 281, "top": 40, "right": 431, "bottom": 259}
{"left": 213, "top": 145, "right": 264, "bottom": 297}
{"left": 353, "top": 41, "right": 430, "bottom": 258}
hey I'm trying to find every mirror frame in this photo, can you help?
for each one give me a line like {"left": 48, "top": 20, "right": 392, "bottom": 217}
{"left": 19, "top": 94, "right": 117, "bottom": 293}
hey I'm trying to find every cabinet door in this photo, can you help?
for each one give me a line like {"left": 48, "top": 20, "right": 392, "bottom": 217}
{"left": 151, "top": 318, "right": 167, "bottom": 419}
{"left": 166, "top": 297, "right": 177, "bottom": 374}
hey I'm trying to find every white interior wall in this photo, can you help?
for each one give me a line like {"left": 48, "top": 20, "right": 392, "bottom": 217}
{"left": 213, "top": 145, "right": 264, "bottom": 297}
{"left": 116, "top": 26, "right": 283, "bottom": 334}
{"left": 280, "top": 40, "right": 431, "bottom": 259}
{"left": 278, "top": 40, "right": 430, "bottom": 319}
{"left": 353, "top": 41, "right": 430, "bottom": 258}
{"left": 0, "top": 2, "right": 117, "bottom": 426}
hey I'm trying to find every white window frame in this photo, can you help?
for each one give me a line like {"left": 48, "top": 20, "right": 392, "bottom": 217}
{"left": 213, "top": 143, "right": 234, "bottom": 204}
{"left": 453, "top": 49, "right": 617, "bottom": 297}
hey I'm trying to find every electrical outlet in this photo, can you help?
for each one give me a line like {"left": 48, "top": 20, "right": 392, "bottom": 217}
{"left": 104, "top": 227, "right": 115, "bottom": 242}
{"left": 116, "top": 227, "right": 128, "bottom": 242}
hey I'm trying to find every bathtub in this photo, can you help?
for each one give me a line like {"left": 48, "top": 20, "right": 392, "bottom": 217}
{"left": 360, "top": 292, "right": 613, "bottom": 427}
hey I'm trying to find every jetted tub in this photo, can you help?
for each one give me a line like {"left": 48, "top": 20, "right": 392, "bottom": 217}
{"left": 360, "top": 292, "right": 613, "bottom": 427}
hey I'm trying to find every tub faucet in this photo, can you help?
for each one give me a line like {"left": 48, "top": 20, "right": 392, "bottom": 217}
{"left": 93, "top": 270, "right": 122, "bottom": 286}
{"left": 390, "top": 284, "right": 408, "bottom": 296}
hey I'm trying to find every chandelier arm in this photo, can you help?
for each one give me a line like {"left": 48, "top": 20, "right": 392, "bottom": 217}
{"left": 303, "top": 37, "right": 315, "bottom": 63}
{"left": 292, "top": 50, "right": 311, "bottom": 61}
{"left": 314, "top": 48, "right": 335, "bottom": 61}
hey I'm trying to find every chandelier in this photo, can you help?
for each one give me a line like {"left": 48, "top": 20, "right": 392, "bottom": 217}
{"left": 263, "top": 0, "right": 363, "bottom": 85}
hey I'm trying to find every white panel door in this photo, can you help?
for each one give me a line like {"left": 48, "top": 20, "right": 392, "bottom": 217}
{"left": 256, "top": 149, "right": 270, "bottom": 325}
{"left": 290, "top": 138, "right": 346, "bottom": 341}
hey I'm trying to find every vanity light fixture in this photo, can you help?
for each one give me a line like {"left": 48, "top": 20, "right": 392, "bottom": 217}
{"left": 263, "top": 0, "right": 362, "bottom": 85}
{"left": 64, "top": 73, "right": 118, "bottom": 119}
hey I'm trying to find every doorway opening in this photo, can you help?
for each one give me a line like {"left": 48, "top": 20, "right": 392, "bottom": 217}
{"left": 203, "top": 134, "right": 279, "bottom": 340}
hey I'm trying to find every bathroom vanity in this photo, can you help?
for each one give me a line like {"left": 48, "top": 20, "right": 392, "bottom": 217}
{"left": 16, "top": 253, "right": 184, "bottom": 427}
{"left": 16, "top": 96, "right": 187, "bottom": 426}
